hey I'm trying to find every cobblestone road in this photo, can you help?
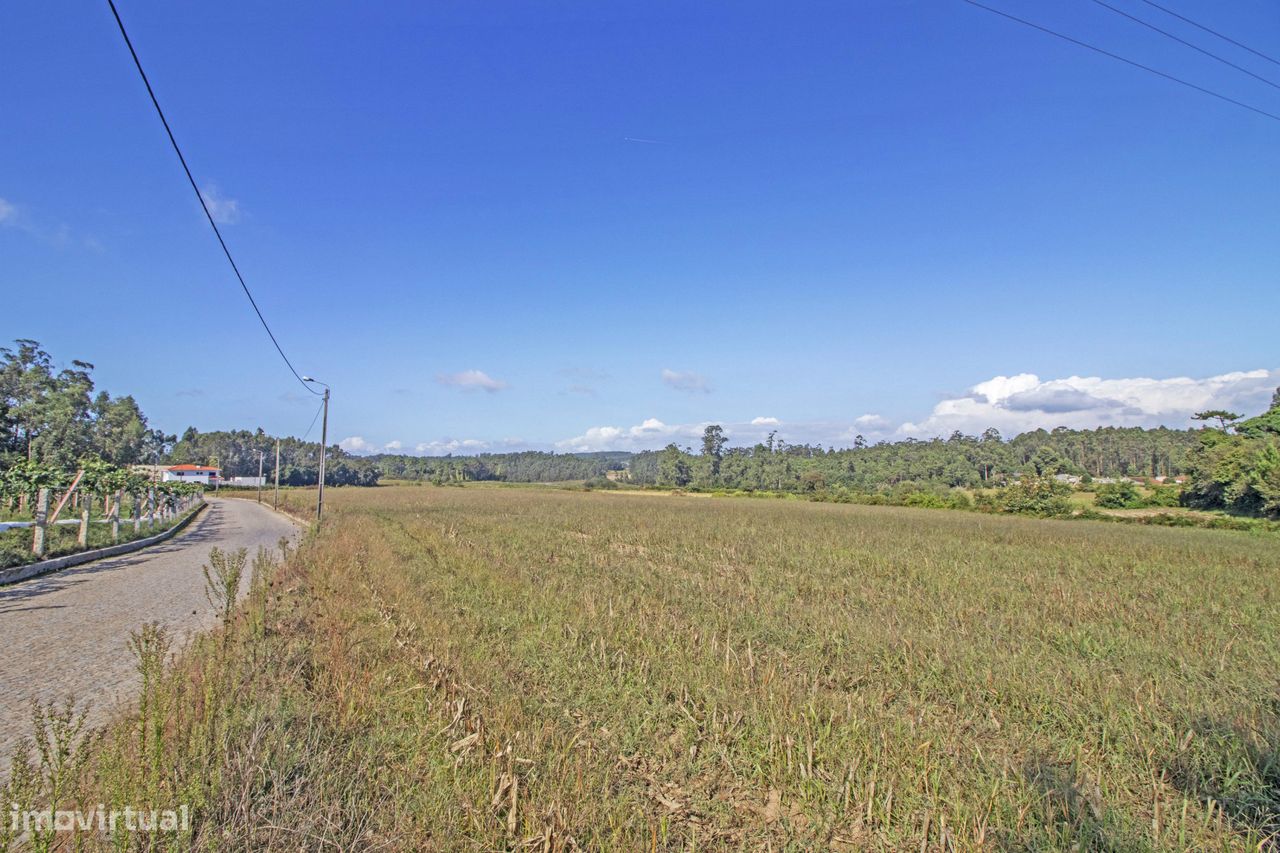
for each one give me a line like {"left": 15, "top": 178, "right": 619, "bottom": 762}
{"left": 0, "top": 498, "right": 298, "bottom": 762}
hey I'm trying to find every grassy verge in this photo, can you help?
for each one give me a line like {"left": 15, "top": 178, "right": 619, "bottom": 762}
{"left": 0, "top": 506, "right": 203, "bottom": 572}
{"left": 8, "top": 486, "right": 1280, "bottom": 850}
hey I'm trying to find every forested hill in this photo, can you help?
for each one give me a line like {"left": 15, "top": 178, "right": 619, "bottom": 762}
{"left": 626, "top": 425, "right": 1202, "bottom": 491}
{"left": 358, "top": 425, "right": 1203, "bottom": 491}
{"left": 372, "top": 450, "right": 629, "bottom": 484}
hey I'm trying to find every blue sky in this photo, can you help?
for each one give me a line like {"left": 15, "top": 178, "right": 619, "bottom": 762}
{"left": 3, "top": 0, "right": 1277, "bottom": 453}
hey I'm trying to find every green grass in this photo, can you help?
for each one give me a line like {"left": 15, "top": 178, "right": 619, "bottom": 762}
{"left": 0, "top": 508, "right": 198, "bottom": 571}
{"left": 14, "top": 485, "right": 1280, "bottom": 850}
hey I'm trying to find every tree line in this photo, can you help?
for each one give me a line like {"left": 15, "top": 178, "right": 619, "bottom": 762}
{"left": 170, "top": 427, "right": 379, "bottom": 487}
{"left": 7, "top": 339, "right": 1276, "bottom": 517}
{"left": 1, "top": 340, "right": 375, "bottom": 488}
{"left": 371, "top": 450, "right": 628, "bottom": 484}
{"left": 626, "top": 423, "right": 1203, "bottom": 493}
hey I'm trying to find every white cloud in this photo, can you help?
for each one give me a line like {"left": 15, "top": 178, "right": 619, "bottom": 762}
{"left": 661, "top": 369, "right": 711, "bottom": 394}
{"left": 199, "top": 185, "right": 240, "bottom": 225}
{"left": 384, "top": 440, "right": 403, "bottom": 452}
{"left": 339, "top": 436, "right": 376, "bottom": 454}
{"left": 559, "top": 416, "right": 874, "bottom": 452}
{"left": 0, "top": 198, "right": 16, "bottom": 224}
{"left": 412, "top": 437, "right": 527, "bottom": 455}
{"left": 898, "top": 368, "right": 1280, "bottom": 438}
{"left": 853, "top": 414, "right": 891, "bottom": 431}
{"left": 436, "top": 369, "right": 508, "bottom": 393}
{"left": 556, "top": 417, "right": 704, "bottom": 452}
{"left": 556, "top": 417, "right": 807, "bottom": 452}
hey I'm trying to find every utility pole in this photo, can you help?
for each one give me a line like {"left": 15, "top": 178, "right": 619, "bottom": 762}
{"left": 257, "top": 450, "right": 265, "bottom": 503}
{"left": 274, "top": 438, "right": 280, "bottom": 509}
{"left": 317, "top": 387, "right": 329, "bottom": 520}
{"left": 303, "top": 377, "right": 331, "bottom": 521}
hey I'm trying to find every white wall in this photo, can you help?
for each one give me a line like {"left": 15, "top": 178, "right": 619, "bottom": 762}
{"left": 162, "top": 471, "right": 215, "bottom": 484}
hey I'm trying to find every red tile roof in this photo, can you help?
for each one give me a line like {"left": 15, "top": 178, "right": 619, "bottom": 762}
{"left": 167, "top": 464, "right": 220, "bottom": 472}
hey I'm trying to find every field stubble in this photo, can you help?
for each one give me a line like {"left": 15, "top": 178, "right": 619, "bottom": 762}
{"left": 264, "top": 486, "right": 1280, "bottom": 849}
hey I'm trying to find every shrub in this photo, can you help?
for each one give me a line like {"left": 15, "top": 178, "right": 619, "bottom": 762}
{"left": 1095, "top": 480, "right": 1142, "bottom": 509}
{"left": 902, "top": 490, "right": 948, "bottom": 509}
{"left": 1146, "top": 483, "right": 1183, "bottom": 508}
{"left": 977, "top": 477, "right": 1073, "bottom": 517}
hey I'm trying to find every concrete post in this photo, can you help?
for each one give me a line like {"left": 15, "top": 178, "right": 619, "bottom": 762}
{"left": 111, "top": 489, "right": 122, "bottom": 543}
{"left": 78, "top": 498, "right": 90, "bottom": 548}
{"left": 31, "top": 488, "right": 50, "bottom": 557}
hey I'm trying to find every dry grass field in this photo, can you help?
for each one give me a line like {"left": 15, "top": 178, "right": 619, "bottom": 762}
{"left": 12, "top": 485, "right": 1280, "bottom": 850}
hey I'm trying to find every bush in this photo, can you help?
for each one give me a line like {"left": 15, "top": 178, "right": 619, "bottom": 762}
{"left": 976, "top": 477, "right": 1073, "bottom": 517}
{"left": 1095, "top": 480, "right": 1142, "bottom": 509}
{"left": 902, "top": 490, "right": 948, "bottom": 509}
{"left": 1146, "top": 483, "right": 1183, "bottom": 508}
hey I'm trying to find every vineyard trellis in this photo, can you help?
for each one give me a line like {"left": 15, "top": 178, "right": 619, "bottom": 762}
{"left": 0, "top": 457, "right": 204, "bottom": 560}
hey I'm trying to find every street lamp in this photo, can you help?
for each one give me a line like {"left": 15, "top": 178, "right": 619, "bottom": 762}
{"left": 302, "top": 377, "right": 330, "bottom": 521}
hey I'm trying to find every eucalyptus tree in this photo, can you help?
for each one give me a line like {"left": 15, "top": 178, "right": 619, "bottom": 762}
{"left": 91, "top": 392, "right": 149, "bottom": 465}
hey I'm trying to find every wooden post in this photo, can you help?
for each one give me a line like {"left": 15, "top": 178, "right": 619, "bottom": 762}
{"left": 148, "top": 487, "right": 156, "bottom": 530}
{"left": 48, "top": 469, "right": 85, "bottom": 526}
{"left": 274, "top": 439, "right": 280, "bottom": 509}
{"left": 31, "top": 488, "right": 50, "bottom": 557}
{"left": 111, "top": 489, "right": 122, "bottom": 543}
{"left": 133, "top": 491, "right": 141, "bottom": 534}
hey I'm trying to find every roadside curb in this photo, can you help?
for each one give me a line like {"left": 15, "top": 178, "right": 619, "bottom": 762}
{"left": 267, "top": 504, "right": 312, "bottom": 527}
{"left": 222, "top": 497, "right": 311, "bottom": 528}
{"left": 0, "top": 502, "right": 209, "bottom": 587}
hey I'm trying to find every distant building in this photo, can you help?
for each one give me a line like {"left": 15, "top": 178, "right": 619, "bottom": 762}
{"left": 163, "top": 464, "right": 220, "bottom": 485}
{"left": 226, "top": 476, "right": 265, "bottom": 487}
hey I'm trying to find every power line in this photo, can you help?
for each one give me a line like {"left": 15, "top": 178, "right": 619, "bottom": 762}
{"left": 1090, "top": 0, "right": 1280, "bottom": 92}
{"left": 300, "top": 400, "right": 324, "bottom": 443}
{"left": 1137, "top": 0, "right": 1280, "bottom": 68}
{"left": 105, "top": 0, "right": 322, "bottom": 397}
{"left": 960, "top": 0, "right": 1280, "bottom": 124}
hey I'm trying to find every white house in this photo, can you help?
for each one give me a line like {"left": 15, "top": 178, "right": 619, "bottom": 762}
{"left": 163, "top": 464, "right": 221, "bottom": 485}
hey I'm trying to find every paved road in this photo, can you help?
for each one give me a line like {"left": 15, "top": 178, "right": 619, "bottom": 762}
{"left": 0, "top": 499, "right": 298, "bottom": 761}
